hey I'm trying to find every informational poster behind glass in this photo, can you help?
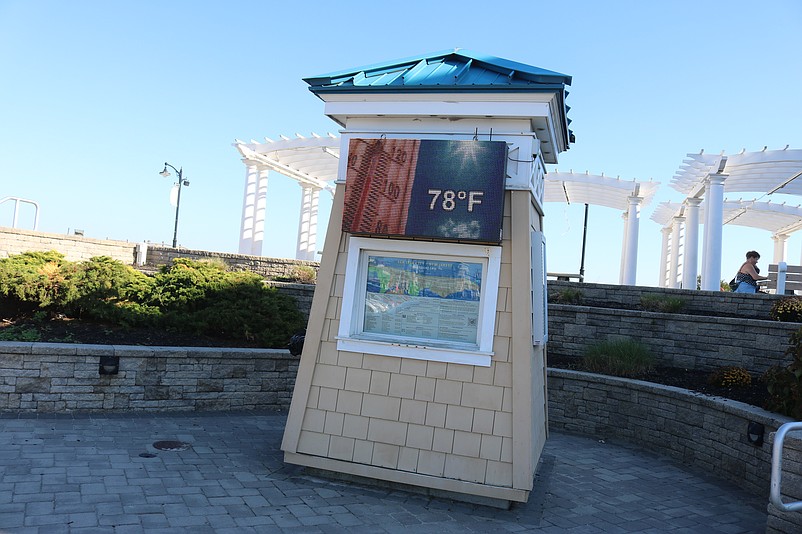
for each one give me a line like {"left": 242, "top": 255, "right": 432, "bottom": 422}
{"left": 343, "top": 138, "right": 507, "bottom": 244}
{"left": 363, "top": 255, "right": 482, "bottom": 346}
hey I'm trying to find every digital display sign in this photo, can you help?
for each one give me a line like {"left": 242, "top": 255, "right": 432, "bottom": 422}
{"left": 342, "top": 138, "right": 507, "bottom": 243}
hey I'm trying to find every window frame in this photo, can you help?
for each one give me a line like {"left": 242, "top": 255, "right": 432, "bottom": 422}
{"left": 337, "top": 237, "right": 501, "bottom": 366}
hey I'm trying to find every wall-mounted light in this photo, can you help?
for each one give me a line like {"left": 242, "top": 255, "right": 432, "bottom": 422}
{"left": 99, "top": 355, "right": 119, "bottom": 375}
{"left": 747, "top": 421, "right": 765, "bottom": 446}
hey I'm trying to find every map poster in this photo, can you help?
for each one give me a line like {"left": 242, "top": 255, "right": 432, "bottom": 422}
{"left": 343, "top": 138, "right": 507, "bottom": 243}
{"left": 362, "top": 255, "right": 483, "bottom": 345}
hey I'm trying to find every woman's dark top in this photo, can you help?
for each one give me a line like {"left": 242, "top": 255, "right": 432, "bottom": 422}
{"left": 736, "top": 266, "right": 760, "bottom": 287}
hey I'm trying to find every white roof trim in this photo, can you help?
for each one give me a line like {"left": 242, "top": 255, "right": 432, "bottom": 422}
{"left": 233, "top": 134, "right": 340, "bottom": 193}
{"left": 671, "top": 147, "right": 802, "bottom": 196}
{"left": 651, "top": 199, "right": 802, "bottom": 237}
{"left": 544, "top": 171, "right": 660, "bottom": 211}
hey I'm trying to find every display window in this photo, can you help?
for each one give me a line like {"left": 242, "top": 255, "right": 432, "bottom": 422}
{"left": 337, "top": 237, "right": 501, "bottom": 366}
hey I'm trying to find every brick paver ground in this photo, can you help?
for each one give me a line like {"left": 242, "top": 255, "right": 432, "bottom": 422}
{"left": 0, "top": 411, "right": 767, "bottom": 533}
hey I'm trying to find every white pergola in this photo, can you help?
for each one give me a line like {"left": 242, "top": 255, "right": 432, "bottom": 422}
{"left": 652, "top": 199, "right": 802, "bottom": 288}
{"left": 659, "top": 147, "right": 802, "bottom": 290}
{"left": 233, "top": 138, "right": 661, "bottom": 283}
{"left": 545, "top": 171, "right": 660, "bottom": 284}
{"left": 233, "top": 134, "right": 339, "bottom": 260}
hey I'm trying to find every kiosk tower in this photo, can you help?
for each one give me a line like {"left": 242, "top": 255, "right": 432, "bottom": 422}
{"left": 281, "top": 50, "right": 572, "bottom": 505}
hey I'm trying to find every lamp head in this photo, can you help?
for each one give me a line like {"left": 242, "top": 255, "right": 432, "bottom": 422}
{"left": 159, "top": 165, "right": 171, "bottom": 178}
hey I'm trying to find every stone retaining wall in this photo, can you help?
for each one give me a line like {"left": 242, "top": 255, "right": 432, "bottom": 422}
{"left": 142, "top": 247, "right": 318, "bottom": 281}
{"left": 267, "top": 282, "right": 315, "bottom": 320}
{"left": 0, "top": 226, "right": 319, "bottom": 281}
{"left": 0, "top": 342, "right": 298, "bottom": 412}
{"left": 0, "top": 226, "right": 137, "bottom": 264}
{"left": 547, "top": 280, "right": 800, "bottom": 374}
{"left": 548, "top": 368, "right": 802, "bottom": 533}
{"left": 548, "top": 305, "right": 799, "bottom": 374}
{"left": 548, "top": 279, "right": 782, "bottom": 320}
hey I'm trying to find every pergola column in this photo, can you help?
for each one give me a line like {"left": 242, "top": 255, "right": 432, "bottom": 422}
{"left": 619, "top": 212, "right": 628, "bottom": 285}
{"left": 251, "top": 167, "right": 270, "bottom": 256}
{"left": 238, "top": 163, "right": 260, "bottom": 255}
{"left": 773, "top": 234, "right": 788, "bottom": 264}
{"left": 669, "top": 216, "right": 684, "bottom": 288}
{"left": 622, "top": 195, "right": 642, "bottom": 285}
{"left": 296, "top": 185, "right": 320, "bottom": 261}
{"left": 682, "top": 198, "right": 702, "bottom": 290}
{"left": 701, "top": 174, "right": 727, "bottom": 291}
{"left": 659, "top": 227, "right": 672, "bottom": 287}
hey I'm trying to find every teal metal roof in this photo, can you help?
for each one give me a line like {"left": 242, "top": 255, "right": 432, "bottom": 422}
{"left": 305, "top": 50, "right": 573, "bottom": 150}
{"left": 304, "top": 49, "right": 571, "bottom": 94}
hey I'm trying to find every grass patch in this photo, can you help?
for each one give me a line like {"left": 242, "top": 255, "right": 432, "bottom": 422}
{"left": 0, "top": 324, "right": 41, "bottom": 342}
{"left": 582, "top": 339, "right": 655, "bottom": 378}
{"left": 640, "top": 294, "right": 686, "bottom": 313}
{"left": 553, "top": 288, "right": 582, "bottom": 304}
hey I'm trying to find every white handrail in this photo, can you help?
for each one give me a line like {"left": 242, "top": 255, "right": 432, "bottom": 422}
{"left": 0, "top": 196, "right": 40, "bottom": 230}
{"left": 770, "top": 421, "right": 802, "bottom": 512}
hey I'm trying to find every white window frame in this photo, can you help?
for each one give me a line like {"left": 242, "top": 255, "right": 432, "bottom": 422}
{"left": 337, "top": 237, "right": 501, "bottom": 366}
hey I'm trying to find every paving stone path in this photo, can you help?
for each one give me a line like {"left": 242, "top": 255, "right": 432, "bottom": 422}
{"left": 0, "top": 411, "right": 766, "bottom": 533}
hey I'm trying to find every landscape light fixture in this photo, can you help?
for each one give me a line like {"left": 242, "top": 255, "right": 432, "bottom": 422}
{"left": 99, "top": 355, "right": 119, "bottom": 375}
{"left": 746, "top": 421, "right": 765, "bottom": 446}
{"left": 159, "top": 162, "right": 190, "bottom": 248}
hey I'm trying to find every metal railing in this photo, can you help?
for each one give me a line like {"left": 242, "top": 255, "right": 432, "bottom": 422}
{"left": 0, "top": 196, "right": 39, "bottom": 230}
{"left": 770, "top": 421, "right": 802, "bottom": 512}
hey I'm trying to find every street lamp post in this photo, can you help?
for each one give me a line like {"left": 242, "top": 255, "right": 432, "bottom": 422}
{"left": 159, "top": 162, "right": 190, "bottom": 248}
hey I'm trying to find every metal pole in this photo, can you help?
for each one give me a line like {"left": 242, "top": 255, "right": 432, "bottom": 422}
{"left": 160, "top": 162, "right": 186, "bottom": 249}
{"left": 172, "top": 167, "right": 183, "bottom": 248}
{"left": 579, "top": 203, "right": 589, "bottom": 282}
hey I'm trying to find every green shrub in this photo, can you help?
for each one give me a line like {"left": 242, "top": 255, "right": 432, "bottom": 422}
{"left": 148, "top": 258, "right": 230, "bottom": 310}
{"left": 149, "top": 259, "right": 305, "bottom": 346}
{"left": 273, "top": 265, "right": 317, "bottom": 284}
{"left": 640, "top": 294, "right": 686, "bottom": 313}
{"left": 0, "top": 253, "right": 306, "bottom": 348}
{"left": 762, "top": 327, "right": 802, "bottom": 418}
{"left": 0, "top": 250, "right": 72, "bottom": 311}
{"left": 62, "top": 256, "right": 155, "bottom": 321}
{"left": 163, "top": 282, "right": 305, "bottom": 346}
{"left": 0, "top": 325, "right": 41, "bottom": 342}
{"left": 291, "top": 265, "right": 317, "bottom": 283}
{"left": 708, "top": 366, "right": 752, "bottom": 388}
{"left": 581, "top": 339, "right": 655, "bottom": 378}
{"left": 770, "top": 297, "right": 802, "bottom": 323}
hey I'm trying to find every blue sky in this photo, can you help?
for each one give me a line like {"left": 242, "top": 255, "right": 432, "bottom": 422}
{"left": 1, "top": 0, "right": 800, "bottom": 286}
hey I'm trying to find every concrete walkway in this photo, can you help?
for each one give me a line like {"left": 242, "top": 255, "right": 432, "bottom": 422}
{"left": 0, "top": 411, "right": 767, "bottom": 533}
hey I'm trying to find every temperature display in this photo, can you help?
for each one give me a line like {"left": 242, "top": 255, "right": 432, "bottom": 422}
{"left": 343, "top": 138, "right": 507, "bottom": 243}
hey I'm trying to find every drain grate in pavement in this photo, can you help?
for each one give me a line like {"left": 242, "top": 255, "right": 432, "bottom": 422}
{"left": 152, "top": 440, "right": 191, "bottom": 452}
{"left": 139, "top": 452, "right": 157, "bottom": 458}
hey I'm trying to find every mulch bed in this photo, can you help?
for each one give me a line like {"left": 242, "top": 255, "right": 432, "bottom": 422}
{"left": 0, "top": 316, "right": 265, "bottom": 348}
{"left": 547, "top": 354, "right": 771, "bottom": 409}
